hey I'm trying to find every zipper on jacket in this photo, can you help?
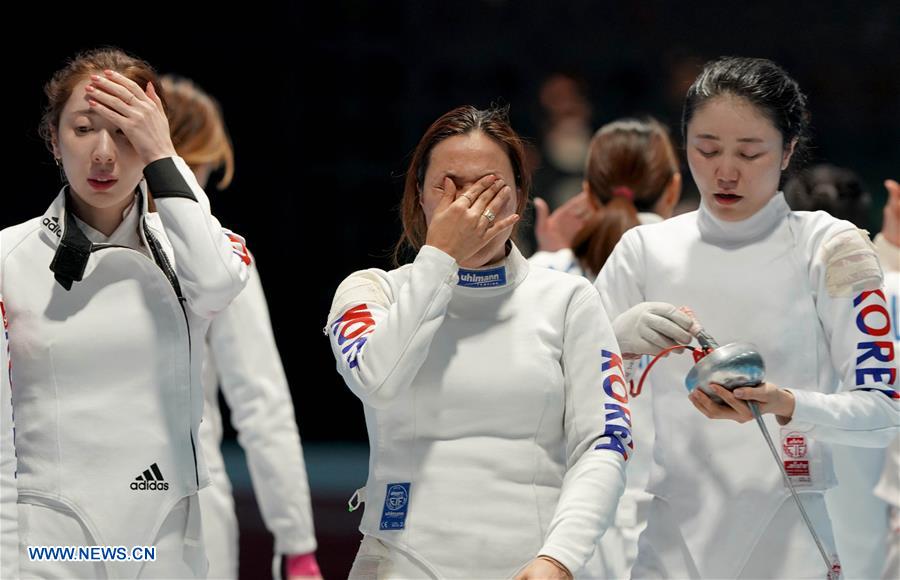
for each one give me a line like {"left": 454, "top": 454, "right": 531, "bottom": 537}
{"left": 90, "top": 239, "right": 201, "bottom": 487}
{"left": 141, "top": 229, "right": 183, "bottom": 299}
{"left": 142, "top": 225, "right": 200, "bottom": 487}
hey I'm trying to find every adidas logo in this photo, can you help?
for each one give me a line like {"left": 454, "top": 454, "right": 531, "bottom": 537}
{"left": 42, "top": 216, "right": 62, "bottom": 238}
{"left": 130, "top": 463, "right": 169, "bottom": 491}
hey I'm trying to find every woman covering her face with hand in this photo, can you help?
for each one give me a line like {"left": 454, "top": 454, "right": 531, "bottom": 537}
{"left": 328, "top": 105, "right": 631, "bottom": 579}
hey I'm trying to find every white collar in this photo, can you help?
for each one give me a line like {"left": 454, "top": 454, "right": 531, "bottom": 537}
{"left": 454, "top": 242, "right": 530, "bottom": 294}
{"left": 697, "top": 192, "right": 790, "bottom": 247}
{"left": 72, "top": 194, "right": 143, "bottom": 249}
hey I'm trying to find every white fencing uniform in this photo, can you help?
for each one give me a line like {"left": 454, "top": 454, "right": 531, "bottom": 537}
{"left": 529, "top": 211, "right": 663, "bottom": 579}
{"left": 595, "top": 193, "right": 898, "bottom": 578}
{"left": 199, "top": 262, "right": 317, "bottom": 579}
{"left": 0, "top": 157, "right": 250, "bottom": 577}
{"left": 328, "top": 244, "right": 631, "bottom": 578}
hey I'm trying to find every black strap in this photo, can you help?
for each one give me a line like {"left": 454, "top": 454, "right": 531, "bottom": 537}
{"left": 49, "top": 204, "right": 92, "bottom": 291}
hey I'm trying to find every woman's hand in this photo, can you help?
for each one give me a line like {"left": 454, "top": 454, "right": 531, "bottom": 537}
{"left": 514, "top": 556, "right": 573, "bottom": 580}
{"left": 534, "top": 191, "right": 595, "bottom": 252}
{"left": 425, "top": 174, "right": 519, "bottom": 263}
{"left": 611, "top": 302, "right": 695, "bottom": 357}
{"left": 86, "top": 69, "right": 177, "bottom": 166}
{"left": 689, "top": 382, "right": 795, "bottom": 423}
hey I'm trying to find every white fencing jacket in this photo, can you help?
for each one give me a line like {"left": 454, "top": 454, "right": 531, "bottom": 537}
{"left": 328, "top": 244, "right": 630, "bottom": 578}
{"left": 827, "top": 249, "right": 900, "bottom": 578}
{"left": 0, "top": 156, "right": 250, "bottom": 577}
{"left": 875, "top": 269, "right": 900, "bottom": 574}
{"left": 528, "top": 211, "right": 665, "bottom": 578}
{"left": 874, "top": 241, "right": 900, "bottom": 511}
{"left": 594, "top": 193, "right": 899, "bottom": 578}
{"left": 0, "top": 299, "right": 15, "bottom": 579}
{"left": 200, "top": 261, "right": 317, "bottom": 563}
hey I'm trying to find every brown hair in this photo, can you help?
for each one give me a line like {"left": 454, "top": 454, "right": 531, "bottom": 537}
{"left": 394, "top": 105, "right": 531, "bottom": 264}
{"left": 574, "top": 118, "right": 679, "bottom": 275}
{"left": 160, "top": 75, "right": 234, "bottom": 190}
{"left": 39, "top": 48, "right": 163, "bottom": 154}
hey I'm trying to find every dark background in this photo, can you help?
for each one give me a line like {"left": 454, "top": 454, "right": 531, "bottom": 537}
{"left": 8, "top": 1, "right": 899, "bottom": 577}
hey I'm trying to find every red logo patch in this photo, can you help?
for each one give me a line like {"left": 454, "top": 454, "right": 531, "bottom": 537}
{"left": 784, "top": 460, "right": 810, "bottom": 478}
{"left": 783, "top": 433, "right": 807, "bottom": 458}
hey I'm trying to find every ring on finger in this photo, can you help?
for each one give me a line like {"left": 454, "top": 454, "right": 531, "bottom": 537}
{"left": 482, "top": 208, "right": 496, "bottom": 223}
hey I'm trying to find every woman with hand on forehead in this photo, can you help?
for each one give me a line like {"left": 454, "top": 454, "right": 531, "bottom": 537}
{"left": 327, "top": 105, "right": 631, "bottom": 579}
{"left": 595, "top": 56, "right": 898, "bottom": 578}
{"left": 0, "top": 48, "right": 250, "bottom": 578}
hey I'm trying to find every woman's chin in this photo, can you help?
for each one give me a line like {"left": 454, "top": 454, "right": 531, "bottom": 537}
{"left": 459, "top": 243, "right": 506, "bottom": 269}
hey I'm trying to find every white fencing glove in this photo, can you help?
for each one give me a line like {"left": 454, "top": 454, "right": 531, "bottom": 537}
{"left": 612, "top": 302, "right": 695, "bottom": 356}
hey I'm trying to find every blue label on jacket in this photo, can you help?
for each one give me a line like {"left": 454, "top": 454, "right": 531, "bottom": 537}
{"left": 380, "top": 482, "right": 411, "bottom": 530}
{"left": 457, "top": 266, "right": 506, "bottom": 288}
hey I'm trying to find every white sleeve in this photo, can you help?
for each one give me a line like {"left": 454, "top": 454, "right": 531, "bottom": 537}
{"left": 537, "top": 287, "right": 630, "bottom": 575}
{"left": 875, "top": 436, "right": 900, "bottom": 508}
{"left": 0, "top": 293, "right": 18, "bottom": 579}
{"left": 327, "top": 245, "right": 457, "bottom": 409}
{"left": 787, "top": 271, "right": 899, "bottom": 446}
{"left": 594, "top": 228, "right": 646, "bottom": 319}
{"left": 528, "top": 249, "right": 584, "bottom": 276}
{"left": 144, "top": 156, "right": 251, "bottom": 318}
{"left": 209, "top": 263, "right": 316, "bottom": 556}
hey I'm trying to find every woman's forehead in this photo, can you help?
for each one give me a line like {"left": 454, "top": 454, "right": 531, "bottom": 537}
{"left": 689, "top": 95, "right": 780, "bottom": 140}
{"left": 427, "top": 133, "right": 514, "bottom": 179}
{"left": 61, "top": 79, "right": 94, "bottom": 116}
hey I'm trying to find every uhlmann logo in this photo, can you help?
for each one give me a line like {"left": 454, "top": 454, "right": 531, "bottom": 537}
{"left": 458, "top": 268, "right": 505, "bottom": 287}
{"left": 460, "top": 272, "right": 499, "bottom": 284}
{"left": 131, "top": 463, "right": 169, "bottom": 491}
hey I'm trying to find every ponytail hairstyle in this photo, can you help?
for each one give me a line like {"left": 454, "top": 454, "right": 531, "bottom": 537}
{"left": 574, "top": 118, "right": 679, "bottom": 275}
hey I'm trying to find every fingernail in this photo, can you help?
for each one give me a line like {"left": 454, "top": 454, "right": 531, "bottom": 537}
{"left": 85, "top": 85, "right": 94, "bottom": 93}
{"left": 104, "top": 69, "right": 115, "bottom": 76}
{"left": 90, "top": 74, "right": 101, "bottom": 82}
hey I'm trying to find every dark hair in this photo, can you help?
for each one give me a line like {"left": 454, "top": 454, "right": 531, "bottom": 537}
{"left": 395, "top": 105, "right": 531, "bottom": 264}
{"left": 682, "top": 57, "right": 811, "bottom": 174}
{"left": 574, "top": 118, "right": 679, "bottom": 275}
{"left": 784, "top": 164, "right": 872, "bottom": 230}
{"left": 39, "top": 48, "right": 163, "bottom": 155}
